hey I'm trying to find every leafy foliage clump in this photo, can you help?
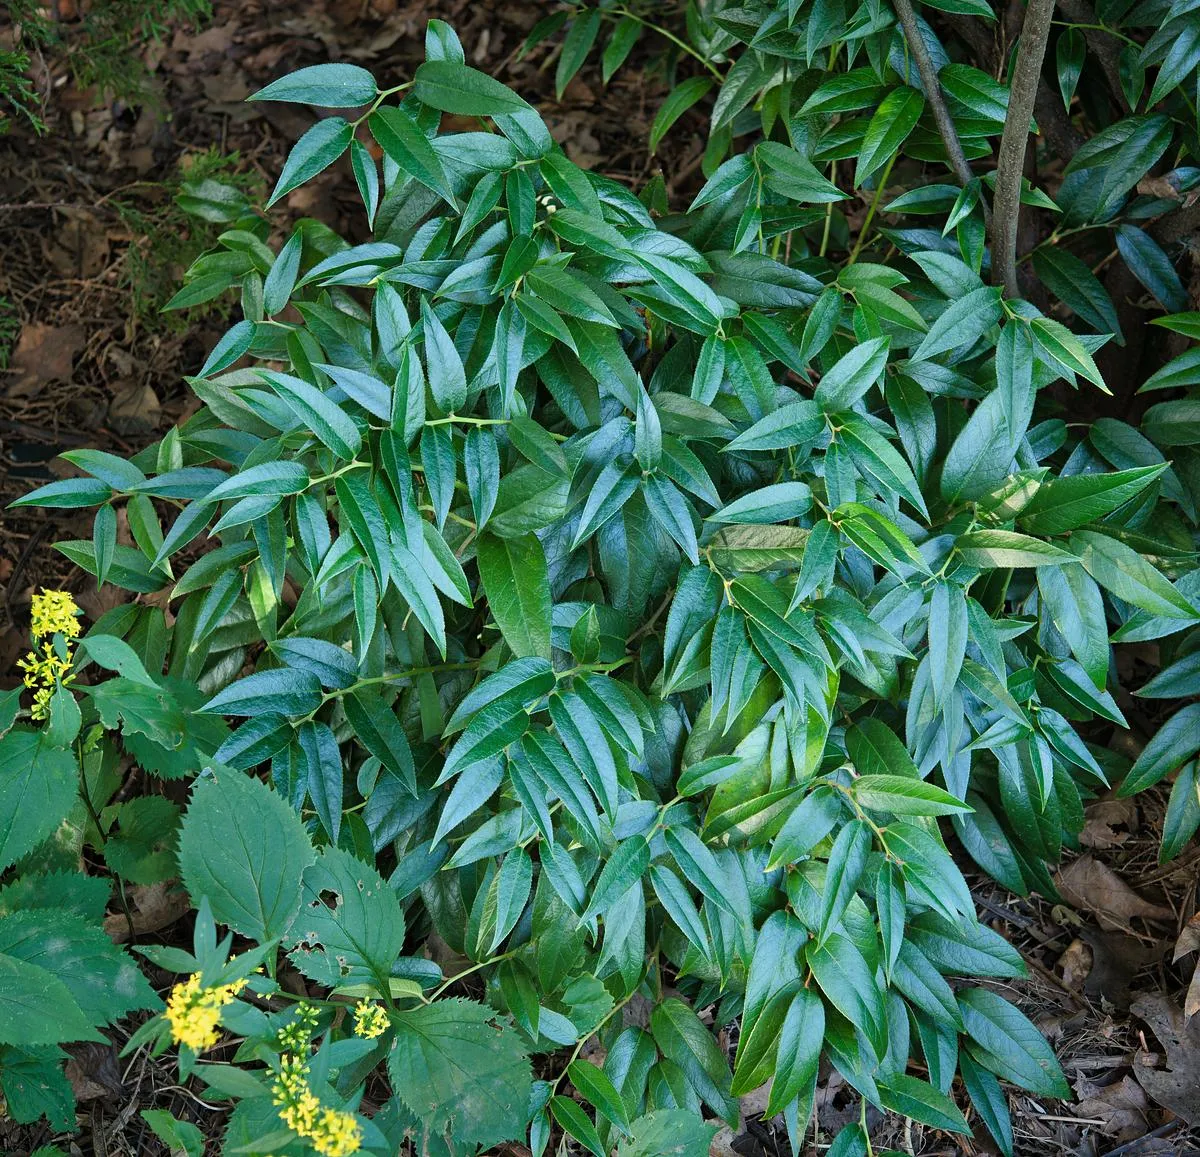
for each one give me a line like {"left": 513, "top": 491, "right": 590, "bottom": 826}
{"left": 5, "top": 4, "right": 1200, "bottom": 1155}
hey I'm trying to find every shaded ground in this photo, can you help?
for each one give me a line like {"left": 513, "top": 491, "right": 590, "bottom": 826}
{"left": 1, "top": 3, "right": 1199, "bottom": 1155}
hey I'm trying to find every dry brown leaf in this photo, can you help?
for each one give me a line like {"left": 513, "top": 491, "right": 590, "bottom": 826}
{"left": 1058, "top": 937, "right": 1094, "bottom": 990}
{"left": 64, "top": 1042, "right": 126, "bottom": 1103}
{"left": 1131, "top": 993, "right": 1200, "bottom": 1124}
{"left": 1079, "top": 798, "right": 1138, "bottom": 849}
{"left": 1055, "top": 855, "right": 1173, "bottom": 931}
{"left": 107, "top": 381, "right": 161, "bottom": 435}
{"left": 1138, "top": 174, "right": 1189, "bottom": 200}
{"left": 708, "top": 1125, "right": 738, "bottom": 1157}
{"left": 739, "top": 1078, "right": 773, "bottom": 1121}
{"left": 1079, "top": 929, "right": 1164, "bottom": 1007}
{"left": 104, "top": 880, "right": 190, "bottom": 942}
{"left": 74, "top": 583, "right": 131, "bottom": 625}
{"left": 1186, "top": 961, "right": 1200, "bottom": 1021}
{"left": 1074, "top": 1075, "right": 1150, "bottom": 1141}
{"left": 1173, "top": 911, "right": 1200, "bottom": 963}
{"left": 6, "top": 322, "right": 86, "bottom": 396}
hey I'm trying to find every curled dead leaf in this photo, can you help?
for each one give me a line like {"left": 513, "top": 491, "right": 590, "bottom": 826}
{"left": 1055, "top": 855, "right": 1173, "bottom": 932}
{"left": 1078, "top": 929, "right": 1164, "bottom": 1007}
{"left": 1186, "top": 961, "right": 1200, "bottom": 1021}
{"left": 1173, "top": 912, "right": 1200, "bottom": 963}
{"left": 1058, "top": 937, "right": 1094, "bottom": 990}
{"left": 107, "top": 380, "right": 161, "bottom": 436}
{"left": 1131, "top": 993, "right": 1200, "bottom": 1124}
{"left": 1079, "top": 798, "right": 1138, "bottom": 849}
{"left": 103, "top": 880, "right": 190, "bottom": 942}
{"left": 1074, "top": 1075, "right": 1150, "bottom": 1142}
{"left": 64, "top": 1042, "right": 126, "bottom": 1103}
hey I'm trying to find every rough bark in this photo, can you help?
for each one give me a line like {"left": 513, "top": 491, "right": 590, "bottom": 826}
{"left": 992, "top": 0, "right": 1058, "bottom": 298}
{"left": 892, "top": 0, "right": 986, "bottom": 219}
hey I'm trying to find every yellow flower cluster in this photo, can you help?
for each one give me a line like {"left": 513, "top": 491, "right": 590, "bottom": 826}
{"left": 271, "top": 1053, "right": 362, "bottom": 1157}
{"left": 352, "top": 1000, "right": 389, "bottom": 1040}
{"left": 278, "top": 1002, "right": 321, "bottom": 1051}
{"left": 30, "top": 589, "right": 82, "bottom": 640}
{"left": 18, "top": 589, "right": 80, "bottom": 721}
{"left": 164, "top": 972, "right": 247, "bottom": 1051}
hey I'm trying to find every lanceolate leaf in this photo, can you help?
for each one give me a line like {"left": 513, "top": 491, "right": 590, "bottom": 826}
{"left": 412, "top": 60, "right": 533, "bottom": 115}
{"left": 476, "top": 533, "right": 553, "bottom": 659}
{"left": 817, "top": 819, "right": 871, "bottom": 942}
{"left": 958, "top": 987, "right": 1070, "bottom": 1098}
{"left": 1118, "top": 704, "right": 1200, "bottom": 796}
{"left": 1070, "top": 530, "right": 1199, "bottom": 618}
{"left": 856, "top": 87, "right": 924, "bottom": 185}
{"left": 956, "top": 530, "right": 1074, "bottom": 569}
{"left": 251, "top": 63, "right": 377, "bottom": 107}
{"left": 268, "top": 118, "right": 354, "bottom": 207}
{"left": 1018, "top": 465, "right": 1167, "bottom": 534}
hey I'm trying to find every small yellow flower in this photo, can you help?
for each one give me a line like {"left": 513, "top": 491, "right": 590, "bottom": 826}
{"left": 30, "top": 589, "right": 81, "bottom": 641}
{"left": 278, "top": 1002, "right": 321, "bottom": 1050}
{"left": 308, "top": 1107, "right": 363, "bottom": 1157}
{"left": 164, "top": 972, "right": 247, "bottom": 1052}
{"left": 28, "top": 682, "right": 55, "bottom": 722}
{"left": 279, "top": 1088, "right": 321, "bottom": 1136}
{"left": 352, "top": 1000, "right": 389, "bottom": 1040}
{"left": 272, "top": 1054, "right": 361, "bottom": 1156}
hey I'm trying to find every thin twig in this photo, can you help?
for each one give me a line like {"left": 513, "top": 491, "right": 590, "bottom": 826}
{"left": 892, "top": 0, "right": 988, "bottom": 223}
{"left": 991, "top": 0, "right": 1057, "bottom": 297}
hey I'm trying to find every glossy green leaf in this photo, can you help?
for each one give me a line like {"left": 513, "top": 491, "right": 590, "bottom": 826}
{"left": 476, "top": 533, "right": 552, "bottom": 659}
{"left": 855, "top": 87, "right": 924, "bottom": 186}
{"left": 268, "top": 118, "right": 353, "bottom": 207}
{"left": 251, "top": 64, "right": 377, "bottom": 107}
{"left": 412, "top": 60, "right": 533, "bottom": 115}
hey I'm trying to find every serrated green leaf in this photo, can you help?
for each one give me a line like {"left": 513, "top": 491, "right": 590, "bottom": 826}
{"left": 388, "top": 999, "right": 532, "bottom": 1149}
{"left": 178, "top": 771, "right": 315, "bottom": 942}
{"left": 251, "top": 64, "right": 377, "bottom": 107}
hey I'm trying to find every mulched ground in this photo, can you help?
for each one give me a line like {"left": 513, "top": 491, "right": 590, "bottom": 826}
{"left": 1, "top": 3, "right": 1199, "bottom": 1155}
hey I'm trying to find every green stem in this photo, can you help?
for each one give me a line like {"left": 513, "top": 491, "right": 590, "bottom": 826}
{"left": 554, "top": 657, "right": 633, "bottom": 682}
{"left": 847, "top": 153, "right": 897, "bottom": 264}
{"left": 861, "top": 1097, "right": 874, "bottom": 1155}
{"left": 292, "top": 662, "right": 483, "bottom": 726}
{"left": 353, "top": 80, "right": 413, "bottom": 128}
{"left": 309, "top": 460, "right": 368, "bottom": 487}
{"left": 424, "top": 414, "right": 510, "bottom": 428}
{"left": 1018, "top": 222, "right": 1104, "bottom": 264}
{"left": 612, "top": 7, "right": 724, "bottom": 80}
{"left": 819, "top": 167, "right": 836, "bottom": 259}
{"left": 428, "top": 950, "right": 518, "bottom": 1001}
{"left": 348, "top": 662, "right": 480, "bottom": 693}
{"left": 1051, "top": 20, "right": 1138, "bottom": 46}
{"left": 551, "top": 986, "right": 642, "bottom": 1092}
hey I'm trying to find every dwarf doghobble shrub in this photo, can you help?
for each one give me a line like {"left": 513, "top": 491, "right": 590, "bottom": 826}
{"left": 5, "top": 7, "right": 1200, "bottom": 1156}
